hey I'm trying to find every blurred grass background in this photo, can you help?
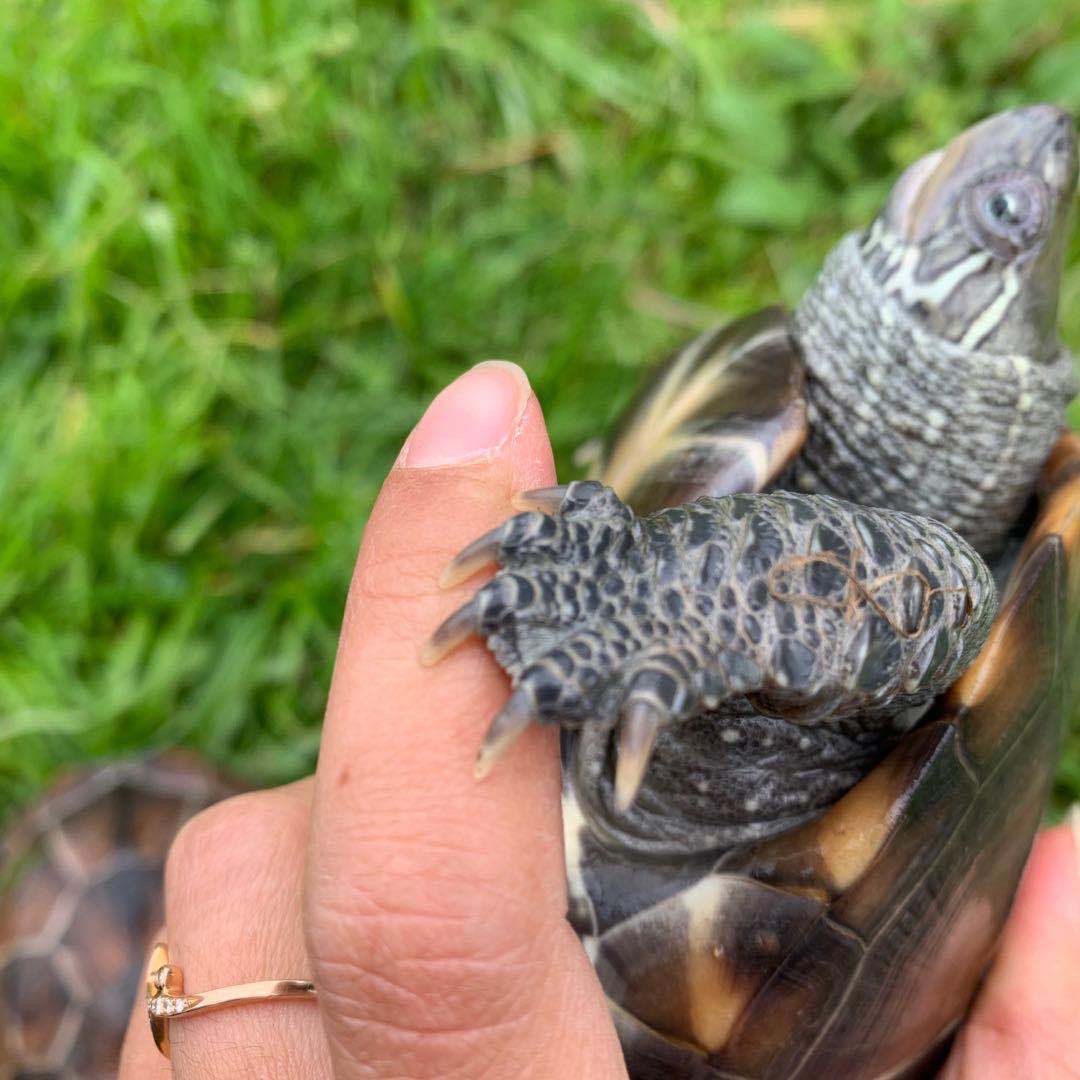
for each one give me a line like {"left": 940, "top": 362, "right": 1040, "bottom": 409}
{"left": 1, "top": 0, "right": 1078, "bottom": 819}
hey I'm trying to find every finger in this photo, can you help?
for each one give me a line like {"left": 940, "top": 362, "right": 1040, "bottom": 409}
{"left": 943, "top": 813, "right": 1080, "bottom": 1078}
{"left": 117, "top": 930, "right": 173, "bottom": 1080}
{"left": 160, "top": 779, "right": 332, "bottom": 1080}
{"left": 306, "top": 362, "right": 624, "bottom": 1078}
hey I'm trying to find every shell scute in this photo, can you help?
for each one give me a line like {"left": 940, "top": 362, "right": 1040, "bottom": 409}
{"left": 594, "top": 875, "right": 824, "bottom": 1055}
{"left": 0, "top": 754, "right": 236, "bottom": 1074}
{"left": 596, "top": 307, "right": 807, "bottom": 514}
{"left": 943, "top": 535, "right": 1065, "bottom": 771}
{"left": 1, "top": 954, "right": 71, "bottom": 1057}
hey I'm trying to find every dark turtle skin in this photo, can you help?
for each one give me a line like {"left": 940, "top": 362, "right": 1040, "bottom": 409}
{"left": 427, "top": 105, "right": 1079, "bottom": 1078}
{"left": 0, "top": 756, "right": 235, "bottom": 1077}
{"left": 432, "top": 484, "right": 998, "bottom": 844}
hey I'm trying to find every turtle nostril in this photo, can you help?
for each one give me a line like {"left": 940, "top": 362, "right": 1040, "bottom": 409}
{"left": 1049, "top": 124, "right": 1075, "bottom": 155}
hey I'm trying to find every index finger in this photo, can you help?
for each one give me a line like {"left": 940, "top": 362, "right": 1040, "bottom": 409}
{"left": 304, "top": 362, "right": 624, "bottom": 1079}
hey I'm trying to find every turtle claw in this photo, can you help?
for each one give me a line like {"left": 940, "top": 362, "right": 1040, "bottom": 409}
{"left": 439, "top": 526, "right": 506, "bottom": 589}
{"left": 420, "top": 600, "right": 482, "bottom": 666}
{"left": 511, "top": 485, "right": 570, "bottom": 514}
{"left": 439, "top": 486, "right": 574, "bottom": 589}
{"left": 614, "top": 700, "right": 666, "bottom": 812}
{"left": 474, "top": 689, "right": 535, "bottom": 779}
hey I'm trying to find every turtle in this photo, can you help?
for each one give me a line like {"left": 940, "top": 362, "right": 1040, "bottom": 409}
{"left": 0, "top": 755, "right": 235, "bottom": 1077}
{"left": 425, "top": 103, "right": 1080, "bottom": 1078}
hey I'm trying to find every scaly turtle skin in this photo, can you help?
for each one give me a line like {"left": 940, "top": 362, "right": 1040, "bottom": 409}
{"left": 428, "top": 105, "right": 1079, "bottom": 1077}
{"left": 0, "top": 756, "right": 234, "bottom": 1077}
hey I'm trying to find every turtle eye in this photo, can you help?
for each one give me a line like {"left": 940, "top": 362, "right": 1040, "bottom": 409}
{"left": 964, "top": 171, "right": 1049, "bottom": 258}
{"left": 986, "top": 190, "right": 1022, "bottom": 224}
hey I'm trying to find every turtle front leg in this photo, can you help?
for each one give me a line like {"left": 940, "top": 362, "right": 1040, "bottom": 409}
{"left": 424, "top": 481, "right": 997, "bottom": 809}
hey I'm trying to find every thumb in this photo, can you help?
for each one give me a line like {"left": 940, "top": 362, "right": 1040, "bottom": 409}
{"left": 305, "top": 361, "right": 625, "bottom": 1079}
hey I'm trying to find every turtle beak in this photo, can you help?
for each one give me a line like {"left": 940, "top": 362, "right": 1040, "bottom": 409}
{"left": 884, "top": 104, "right": 1078, "bottom": 242}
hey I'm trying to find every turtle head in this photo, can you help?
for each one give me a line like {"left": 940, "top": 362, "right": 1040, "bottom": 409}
{"left": 867, "top": 104, "right": 1077, "bottom": 359}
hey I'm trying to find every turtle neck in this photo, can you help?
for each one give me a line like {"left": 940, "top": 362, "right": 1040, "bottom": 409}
{"left": 790, "top": 233, "right": 1076, "bottom": 559}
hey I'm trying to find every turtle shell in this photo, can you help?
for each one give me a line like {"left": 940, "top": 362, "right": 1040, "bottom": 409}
{"left": 577, "top": 426, "right": 1079, "bottom": 1078}
{"left": 0, "top": 754, "right": 236, "bottom": 1077}
{"left": 593, "top": 307, "right": 808, "bottom": 513}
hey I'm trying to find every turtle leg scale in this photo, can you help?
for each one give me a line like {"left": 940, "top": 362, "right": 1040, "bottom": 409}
{"left": 427, "top": 481, "right": 998, "bottom": 807}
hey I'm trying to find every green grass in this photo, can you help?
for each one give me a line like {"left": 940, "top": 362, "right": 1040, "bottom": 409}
{"left": 1, "top": 0, "right": 1079, "bottom": 819}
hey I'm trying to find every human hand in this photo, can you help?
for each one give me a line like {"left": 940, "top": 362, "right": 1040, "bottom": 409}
{"left": 118, "top": 362, "right": 1080, "bottom": 1079}
{"left": 118, "top": 360, "right": 624, "bottom": 1078}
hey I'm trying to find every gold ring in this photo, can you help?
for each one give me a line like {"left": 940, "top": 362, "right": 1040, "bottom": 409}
{"left": 146, "top": 943, "right": 318, "bottom": 1058}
